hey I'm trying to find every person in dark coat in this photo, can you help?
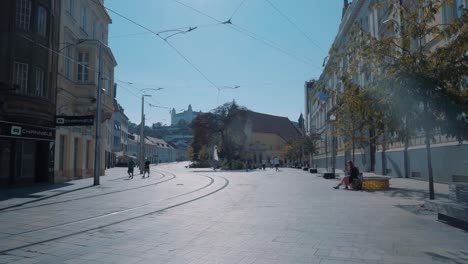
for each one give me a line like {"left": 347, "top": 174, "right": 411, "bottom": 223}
{"left": 142, "top": 160, "right": 150, "bottom": 178}
{"left": 333, "top": 161, "right": 359, "bottom": 190}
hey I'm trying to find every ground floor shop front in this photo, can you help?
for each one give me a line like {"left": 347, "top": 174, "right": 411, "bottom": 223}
{"left": 0, "top": 129, "right": 55, "bottom": 186}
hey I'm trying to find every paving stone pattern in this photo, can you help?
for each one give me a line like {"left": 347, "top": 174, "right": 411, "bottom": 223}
{"left": 0, "top": 163, "right": 467, "bottom": 264}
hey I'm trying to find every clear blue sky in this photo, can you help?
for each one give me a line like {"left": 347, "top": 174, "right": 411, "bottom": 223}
{"left": 107, "top": 0, "right": 343, "bottom": 126}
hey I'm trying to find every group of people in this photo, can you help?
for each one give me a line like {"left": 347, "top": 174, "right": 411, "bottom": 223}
{"left": 127, "top": 159, "right": 151, "bottom": 179}
{"left": 246, "top": 156, "right": 280, "bottom": 172}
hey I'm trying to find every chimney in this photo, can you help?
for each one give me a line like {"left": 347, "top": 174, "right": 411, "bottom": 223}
{"left": 342, "top": 0, "right": 349, "bottom": 19}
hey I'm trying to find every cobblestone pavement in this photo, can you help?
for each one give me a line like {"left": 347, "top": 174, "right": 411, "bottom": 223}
{"left": 0, "top": 163, "right": 466, "bottom": 264}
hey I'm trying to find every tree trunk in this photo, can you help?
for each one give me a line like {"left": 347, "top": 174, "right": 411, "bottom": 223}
{"left": 352, "top": 132, "right": 355, "bottom": 163}
{"left": 423, "top": 102, "right": 435, "bottom": 200}
{"left": 381, "top": 131, "right": 387, "bottom": 175}
{"left": 404, "top": 115, "right": 410, "bottom": 178}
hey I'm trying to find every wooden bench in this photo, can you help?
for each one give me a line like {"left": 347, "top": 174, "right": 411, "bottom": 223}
{"left": 352, "top": 175, "right": 390, "bottom": 190}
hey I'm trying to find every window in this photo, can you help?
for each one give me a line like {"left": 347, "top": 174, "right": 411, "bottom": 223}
{"left": 64, "top": 46, "right": 73, "bottom": 78}
{"left": 113, "top": 136, "right": 120, "bottom": 148}
{"left": 13, "top": 61, "right": 28, "bottom": 94}
{"left": 77, "top": 52, "right": 89, "bottom": 82}
{"left": 16, "top": 0, "right": 32, "bottom": 31}
{"left": 443, "top": 1, "right": 459, "bottom": 23}
{"left": 105, "top": 69, "right": 111, "bottom": 95}
{"left": 80, "top": 5, "right": 87, "bottom": 32}
{"left": 34, "top": 68, "right": 44, "bottom": 97}
{"left": 37, "top": 6, "right": 47, "bottom": 36}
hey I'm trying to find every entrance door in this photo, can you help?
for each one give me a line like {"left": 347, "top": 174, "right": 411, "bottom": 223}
{"left": 20, "top": 140, "right": 36, "bottom": 183}
{"left": 0, "top": 139, "right": 12, "bottom": 185}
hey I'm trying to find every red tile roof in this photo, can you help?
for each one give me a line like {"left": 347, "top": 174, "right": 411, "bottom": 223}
{"left": 246, "top": 111, "right": 303, "bottom": 141}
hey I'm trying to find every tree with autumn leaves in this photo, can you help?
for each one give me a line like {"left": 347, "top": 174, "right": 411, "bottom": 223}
{"left": 325, "top": 0, "right": 467, "bottom": 199}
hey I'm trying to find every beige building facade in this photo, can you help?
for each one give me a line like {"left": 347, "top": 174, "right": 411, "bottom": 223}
{"left": 54, "top": 0, "right": 117, "bottom": 182}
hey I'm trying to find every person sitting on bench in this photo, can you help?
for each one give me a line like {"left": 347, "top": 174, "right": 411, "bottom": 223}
{"left": 333, "top": 161, "right": 359, "bottom": 190}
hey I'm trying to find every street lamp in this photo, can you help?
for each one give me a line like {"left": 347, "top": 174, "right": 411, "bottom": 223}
{"left": 139, "top": 94, "right": 152, "bottom": 174}
{"left": 329, "top": 114, "right": 337, "bottom": 177}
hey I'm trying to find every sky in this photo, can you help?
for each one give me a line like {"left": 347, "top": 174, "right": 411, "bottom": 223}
{"left": 107, "top": 0, "right": 343, "bottom": 126}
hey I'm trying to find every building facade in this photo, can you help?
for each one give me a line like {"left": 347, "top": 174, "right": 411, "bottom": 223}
{"left": 131, "top": 135, "right": 176, "bottom": 165}
{"left": 54, "top": 0, "right": 117, "bottom": 182}
{"left": 170, "top": 104, "right": 203, "bottom": 126}
{"left": 305, "top": 0, "right": 467, "bottom": 182}
{"left": 111, "top": 101, "right": 129, "bottom": 166}
{"left": 0, "top": 0, "right": 60, "bottom": 186}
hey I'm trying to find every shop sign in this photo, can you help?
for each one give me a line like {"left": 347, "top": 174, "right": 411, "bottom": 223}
{"left": 0, "top": 121, "right": 55, "bottom": 141}
{"left": 55, "top": 115, "right": 94, "bottom": 126}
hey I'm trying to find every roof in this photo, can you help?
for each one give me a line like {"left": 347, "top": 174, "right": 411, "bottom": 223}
{"left": 246, "top": 111, "right": 303, "bottom": 141}
{"left": 131, "top": 135, "right": 174, "bottom": 149}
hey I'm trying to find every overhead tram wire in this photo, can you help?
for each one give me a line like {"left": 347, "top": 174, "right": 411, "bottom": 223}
{"left": 93, "top": 0, "right": 219, "bottom": 92}
{"left": 115, "top": 80, "right": 168, "bottom": 110}
{"left": 264, "top": 0, "right": 327, "bottom": 54}
{"left": 230, "top": 0, "right": 249, "bottom": 20}
{"left": 170, "top": 0, "right": 322, "bottom": 69}
{"left": 109, "top": 23, "right": 220, "bottom": 39}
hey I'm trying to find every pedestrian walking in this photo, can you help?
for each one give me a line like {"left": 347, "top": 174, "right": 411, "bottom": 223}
{"left": 127, "top": 159, "right": 135, "bottom": 179}
{"left": 142, "top": 159, "right": 150, "bottom": 178}
{"left": 261, "top": 159, "right": 266, "bottom": 170}
{"left": 273, "top": 156, "right": 280, "bottom": 171}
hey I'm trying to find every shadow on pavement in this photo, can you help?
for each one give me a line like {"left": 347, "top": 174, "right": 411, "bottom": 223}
{"left": 0, "top": 182, "right": 75, "bottom": 201}
{"left": 378, "top": 187, "right": 449, "bottom": 201}
{"left": 0, "top": 183, "right": 94, "bottom": 211}
{"left": 423, "top": 251, "right": 468, "bottom": 264}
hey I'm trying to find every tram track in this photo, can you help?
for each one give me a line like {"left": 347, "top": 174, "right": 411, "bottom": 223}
{"left": 0, "top": 170, "right": 173, "bottom": 213}
{"left": 0, "top": 173, "right": 229, "bottom": 254}
{"left": 12, "top": 174, "right": 215, "bottom": 236}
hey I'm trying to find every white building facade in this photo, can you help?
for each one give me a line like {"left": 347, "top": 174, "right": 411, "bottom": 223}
{"left": 305, "top": 0, "right": 468, "bottom": 182}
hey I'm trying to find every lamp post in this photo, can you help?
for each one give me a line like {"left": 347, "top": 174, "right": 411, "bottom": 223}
{"left": 71, "top": 39, "right": 108, "bottom": 186}
{"left": 329, "top": 114, "right": 337, "bottom": 177}
{"left": 139, "top": 94, "right": 152, "bottom": 174}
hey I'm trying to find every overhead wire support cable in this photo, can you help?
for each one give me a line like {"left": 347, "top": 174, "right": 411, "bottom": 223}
{"left": 170, "top": 0, "right": 321, "bottom": 69}
{"left": 94, "top": 0, "right": 219, "bottom": 91}
{"left": 264, "top": 0, "right": 327, "bottom": 54}
{"left": 230, "top": 0, "right": 248, "bottom": 19}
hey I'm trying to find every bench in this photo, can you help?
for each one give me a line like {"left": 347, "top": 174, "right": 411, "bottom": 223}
{"left": 351, "top": 175, "right": 390, "bottom": 190}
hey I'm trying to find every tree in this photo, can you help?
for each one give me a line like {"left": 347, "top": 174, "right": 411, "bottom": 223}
{"left": 152, "top": 122, "right": 163, "bottom": 129}
{"left": 351, "top": 0, "right": 468, "bottom": 199}
{"left": 302, "top": 133, "right": 321, "bottom": 167}
{"left": 331, "top": 77, "right": 394, "bottom": 165}
{"left": 191, "top": 101, "right": 249, "bottom": 165}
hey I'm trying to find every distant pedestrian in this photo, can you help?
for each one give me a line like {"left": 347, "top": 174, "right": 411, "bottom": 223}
{"left": 143, "top": 160, "right": 150, "bottom": 178}
{"left": 261, "top": 159, "right": 266, "bottom": 170}
{"left": 273, "top": 156, "right": 280, "bottom": 171}
{"left": 127, "top": 159, "right": 135, "bottom": 179}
